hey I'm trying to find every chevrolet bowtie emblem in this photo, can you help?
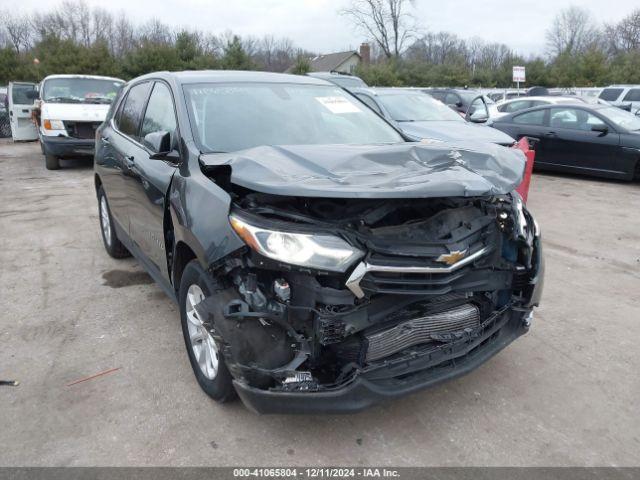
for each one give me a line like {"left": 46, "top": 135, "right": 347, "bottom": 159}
{"left": 436, "top": 249, "right": 469, "bottom": 266}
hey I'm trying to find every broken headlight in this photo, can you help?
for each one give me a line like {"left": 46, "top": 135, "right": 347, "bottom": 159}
{"left": 229, "top": 214, "right": 363, "bottom": 272}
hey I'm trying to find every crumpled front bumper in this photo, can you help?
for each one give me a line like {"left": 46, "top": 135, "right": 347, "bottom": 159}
{"left": 233, "top": 306, "right": 531, "bottom": 414}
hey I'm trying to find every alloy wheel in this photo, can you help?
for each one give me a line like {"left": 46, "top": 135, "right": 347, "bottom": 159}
{"left": 185, "top": 284, "right": 219, "bottom": 380}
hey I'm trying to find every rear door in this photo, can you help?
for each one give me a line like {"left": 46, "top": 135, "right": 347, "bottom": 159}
{"left": 8, "top": 82, "right": 38, "bottom": 141}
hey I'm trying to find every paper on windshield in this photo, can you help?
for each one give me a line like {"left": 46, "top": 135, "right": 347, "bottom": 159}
{"left": 315, "top": 96, "right": 362, "bottom": 114}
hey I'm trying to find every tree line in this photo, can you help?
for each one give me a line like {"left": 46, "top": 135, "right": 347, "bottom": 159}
{"left": 0, "top": 1, "right": 313, "bottom": 84}
{"left": 0, "top": 0, "right": 639, "bottom": 88}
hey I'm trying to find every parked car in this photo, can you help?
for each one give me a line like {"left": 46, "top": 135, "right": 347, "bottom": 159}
{"left": 95, "top": 71, "right": 543, "bottom": 414}
{"left": 423, "top": 88, "right": 497, "bottom": 116}
{"left": 36, "top": 74, "right": 124, "bottom": 170}
{"left": 352, "top": 88, "right": 515, "bottom": 145}
{"left": 598, "top": 85, "right": 640, "bottom": 114}
{"left": 489, "top": 96, "right": 586, "bottom": 121}
{"left": 307, "top": 71, "right": 368, "bottom": 89}
{"left": 492, "top": 103, "right": 640, "bottom": 180}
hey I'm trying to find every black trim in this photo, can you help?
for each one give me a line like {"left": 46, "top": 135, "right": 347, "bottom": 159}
{"left": 233, "top": 309, "right": 529, "bottom": 414}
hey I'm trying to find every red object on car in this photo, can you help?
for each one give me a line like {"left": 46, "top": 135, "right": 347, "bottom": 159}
{"left": 513, "top": 137, "right": 535, "bottom": 203}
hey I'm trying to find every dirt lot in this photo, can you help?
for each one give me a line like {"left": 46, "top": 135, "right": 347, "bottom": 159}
{"left": 1, "top": 138, "right": 639, "bottom": 467}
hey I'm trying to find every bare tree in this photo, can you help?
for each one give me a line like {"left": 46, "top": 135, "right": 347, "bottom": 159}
{"left": 407, "top": 32, "right": 466, "bottom": 65}
{"left": 340, "top": 0, "right": 417, "bottom": 58}
{"left": 545, "top": 6, "right": 601, "bottom": 57}
{"left": 605, "top": 9, "right": 640, "bottom": 54}
{"left": 2, "top": 12, "right": 32, "bottom": 53}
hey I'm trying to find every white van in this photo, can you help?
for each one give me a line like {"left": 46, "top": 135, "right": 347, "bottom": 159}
{"left": 37, "top": 74, "right": 124, "bottom": 169}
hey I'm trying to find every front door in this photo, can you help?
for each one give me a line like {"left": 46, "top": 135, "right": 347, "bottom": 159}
{"left": 123, "top": 81, "right": 178, "bottom": 278}
{"left": 102, "top": 81, "right": 153, "bottom": 236}
{"left": 8, "top": 82, "right": 38, "bottom": 141}
{"left": 545, "top": 107, "right": 621, "bottom": 175}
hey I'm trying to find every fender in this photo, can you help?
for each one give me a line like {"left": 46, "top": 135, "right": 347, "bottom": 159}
{"left": 168, "top": 162, "right": 245, "bottom": 278}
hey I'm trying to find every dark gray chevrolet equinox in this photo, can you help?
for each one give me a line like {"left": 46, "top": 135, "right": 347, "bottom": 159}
{"left": 94, "top": 71, "right": 544, "bottom": 414}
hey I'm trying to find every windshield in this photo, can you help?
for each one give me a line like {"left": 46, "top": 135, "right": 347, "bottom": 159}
{"left": 184, "top": 83, "right": 404, "bottom": 153}
{"left": 598, "top": 106, "right": 640, "bottom": 131}
{"left": 377, "top": 93, "right": 465, "bottom": 122}
{"left": 42, "top": 78, "right": 123, "bottom": 104}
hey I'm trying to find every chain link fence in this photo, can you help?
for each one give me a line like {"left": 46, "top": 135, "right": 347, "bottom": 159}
{"left": 0, "top": 113, "right": 11, "bottom": 138}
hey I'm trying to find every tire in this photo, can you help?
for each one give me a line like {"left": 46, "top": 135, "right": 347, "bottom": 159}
{"left": 97, "top": 186, "right": 130, "bottom": 259}
{"left": 45, "top": 154, "right": 59, "bottom": 170}
{"left": 179, "top": 260, "right": 236, "bottom": 403}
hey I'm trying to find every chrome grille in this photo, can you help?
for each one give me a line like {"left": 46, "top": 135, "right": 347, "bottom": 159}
{"left": 365, "top": 303, "right": 480, "bottom": 362}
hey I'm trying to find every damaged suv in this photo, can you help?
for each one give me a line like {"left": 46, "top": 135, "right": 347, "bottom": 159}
{"left": 94, "top": 71, "right": 543, "bottom": 414}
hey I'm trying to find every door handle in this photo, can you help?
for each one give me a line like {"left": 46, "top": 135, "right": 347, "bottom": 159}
{"left": 101, "top": 136, "right": 110, "bottom": 144}
{"left": 545, "top": 131, "right": 557, "bottom": 138}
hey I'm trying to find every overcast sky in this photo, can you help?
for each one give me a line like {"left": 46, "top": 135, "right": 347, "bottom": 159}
{"left": 9, "top": 0, "right": 640, "bottom": 56}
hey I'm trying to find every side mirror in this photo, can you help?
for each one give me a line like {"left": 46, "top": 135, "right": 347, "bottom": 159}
{"left": 591, "top": 124, "right": 608, "bottom": 136}
{"left": 144, "top": 131, "right": 179, "bottom": 160}
{"left": 465, "top": 94, "right": 489, "bottom": 124}
{"left": 455, "top": 101, "right": 463, "bottom": 108}
{"left": 469, "top": 115, "right": 489, "bottom": 124}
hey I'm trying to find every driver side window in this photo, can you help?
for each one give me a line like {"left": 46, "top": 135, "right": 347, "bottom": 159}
{"left": 140, "top": 82, "right": 178, "bottom": 151}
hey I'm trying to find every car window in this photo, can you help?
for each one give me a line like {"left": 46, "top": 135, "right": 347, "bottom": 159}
{"left": 550, "top": 108, "right": 605, "bottom": 131}
{"left": 184, "top": 83, "right": 403, "bottom": 153}
{"left": 599, "top": 88, "right": 624, "bottom": 102}
{"left": 501, "top": 100, "right": 532, "bottom": 113}
{"left": 140, "top": 82, "right": 178, "bottom": 150}
{"left": 622, "top": 89, "right": 640, "bottom": 102}
{"left": 512, "top": 109, "right": 546, "bottom": 126}
{"left": 428, "top": 91, "right": 445, "bottom": 101}
{"left": 444, "top": 93, "right": 460, "bottom": 105}
{"left": 116, "top": 82, "right": 152, "bottom": 140}
{"left": 355, "top": 94, "right": 383, "bottom": 116}
{"left": 11, "top": 84, "right": 36, "bottom": 104}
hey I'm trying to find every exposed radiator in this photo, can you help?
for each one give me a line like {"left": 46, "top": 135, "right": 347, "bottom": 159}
{"left": 365, "top": 303, "right": 480, "bottom": 362}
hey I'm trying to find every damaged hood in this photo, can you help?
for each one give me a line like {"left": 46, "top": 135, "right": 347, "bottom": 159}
{"left": 199, "top": 141, "right": 525, "bottom": 198}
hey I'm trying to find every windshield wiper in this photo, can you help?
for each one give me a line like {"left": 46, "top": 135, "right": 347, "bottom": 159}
{"left": 46, "top": 96, "right": 82, "bottom": 103}
{"left": 84, "top": 96, "right": 113, "bottom": 104}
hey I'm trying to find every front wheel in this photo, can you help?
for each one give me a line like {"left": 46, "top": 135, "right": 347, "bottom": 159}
{"left": 97, "top": 186, "right": 130, "bottom": 258}
{"left": 45, "top": 154, "right": 59, "bottom": 170}
{"left": 179, "top": 260, "right": 235, "bottom": 403}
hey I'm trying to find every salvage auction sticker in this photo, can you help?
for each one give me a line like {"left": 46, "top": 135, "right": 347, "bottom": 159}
{"left": 315, "top": 96, "right": 362, "bottom": 114}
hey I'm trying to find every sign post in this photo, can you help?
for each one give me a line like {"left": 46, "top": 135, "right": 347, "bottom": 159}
{"left": 513, "top": 66, "right": 526, "bottom": 96}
